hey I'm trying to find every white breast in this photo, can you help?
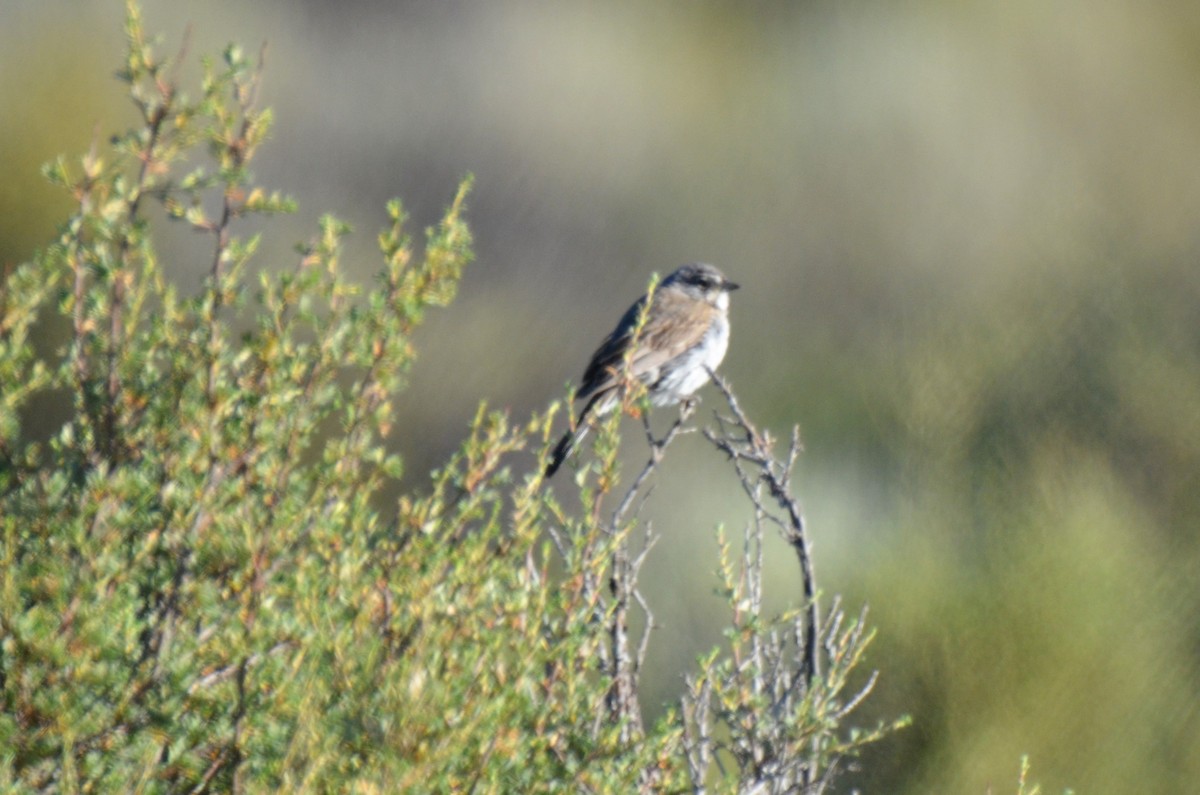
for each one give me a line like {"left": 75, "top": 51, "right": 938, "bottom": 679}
{"left": 650, "top": 313, "right": 730, "bottom": 405}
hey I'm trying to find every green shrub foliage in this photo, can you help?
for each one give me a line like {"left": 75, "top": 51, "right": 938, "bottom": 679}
{"left": 1, "top": 4, "right": 900, "bottom": 792}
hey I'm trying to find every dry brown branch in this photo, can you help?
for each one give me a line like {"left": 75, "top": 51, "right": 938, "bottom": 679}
{"left": 673, "top": 370, "right": 891, "bottom": 794}
{"left": 602, "top": 400, "right": 698, "bottom": 752}
{"left": 703, "top": 368, "right": 820, "bottom": 685}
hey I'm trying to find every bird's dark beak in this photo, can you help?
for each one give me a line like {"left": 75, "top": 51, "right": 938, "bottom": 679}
{"left": 724, "top": 280, "right": 740, "bottom": 291}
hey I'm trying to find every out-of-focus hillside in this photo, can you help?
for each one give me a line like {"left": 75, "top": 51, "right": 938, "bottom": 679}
{"left": 4, "top": 1, "right": 1199, "bottom": 791}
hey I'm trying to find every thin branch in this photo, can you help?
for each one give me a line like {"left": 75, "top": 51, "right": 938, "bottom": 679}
{"left": 596, "top": 393, "right": 701, "bottom": 754}
{"left": 837, "top": 670, "right": 881, "bottom": 720}
{"left": 703, "top": 368, "right": 820, "bottom": 685}
{"left": 186, "top": 641, "right": 293, "bottom": 694}
{"left": 105, "top": 52, "right": 175, "bottom": 461}
{"left": 632, "top": 575, "right": 656, "bottom": 676}
{"left": 610, "top": 402, "right": 697, "bottom": 530}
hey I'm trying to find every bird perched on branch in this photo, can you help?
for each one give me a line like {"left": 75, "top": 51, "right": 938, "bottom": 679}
{"left": 544, "top": 262, "right": 739, "bottom": 478}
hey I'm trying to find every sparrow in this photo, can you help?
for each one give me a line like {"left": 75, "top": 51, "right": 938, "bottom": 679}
{"left": 544, "top": 262, "right": 739, "bottom": 478}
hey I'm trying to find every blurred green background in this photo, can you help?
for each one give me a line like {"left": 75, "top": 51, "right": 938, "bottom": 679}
{"left": 4, "top": 1, "right": 1200, "bottom": 791}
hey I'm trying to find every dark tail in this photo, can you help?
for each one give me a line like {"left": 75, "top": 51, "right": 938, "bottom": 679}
{"left": 543, "top": 432, "right": 572, "bottom": 478}
{"left": 544, "top": 424, "right": 592, "bottom": 478}
{"left": 544, "top": 392, "right": 609, "bottom": 478}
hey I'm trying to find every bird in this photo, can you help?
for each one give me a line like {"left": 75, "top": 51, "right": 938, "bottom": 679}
{"left": 544, "top": 262, "right": 739, "bottom": 478}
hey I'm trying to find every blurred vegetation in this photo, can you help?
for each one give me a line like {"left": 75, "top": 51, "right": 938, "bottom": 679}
{"left": 3, "top": 0, "right": 1199, "bottom": 792}
{"left": 1, "top": 5, "right": 899, "bottom": 791}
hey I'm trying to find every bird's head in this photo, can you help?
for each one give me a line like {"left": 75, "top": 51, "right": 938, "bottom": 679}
{"left": 663, "top": 262, "right": 740, "bottom": 309}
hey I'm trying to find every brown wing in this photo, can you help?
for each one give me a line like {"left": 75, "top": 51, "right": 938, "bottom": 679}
{"left": 576, "top": 288, "right": 715, "bottom": 402}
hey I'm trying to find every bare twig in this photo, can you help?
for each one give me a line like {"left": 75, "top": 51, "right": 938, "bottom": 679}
{"left": 695, "top": 370, "right": 891, "bottom": 794}
{"left": 186, "top": 641, "right": 293, "bottom": 694}
{"left": 610, "top": 404, "right": 697, "bottom": 529}
{"left": 703, "top": 368, "right": 820, "bottom": 685}
{"left": 681, "top": 673, "right": 714, "bottom": 793}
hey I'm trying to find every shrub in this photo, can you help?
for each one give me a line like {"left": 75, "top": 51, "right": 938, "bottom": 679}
{"left": 1, "top": 4, "right": 898, "bottom": 792}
